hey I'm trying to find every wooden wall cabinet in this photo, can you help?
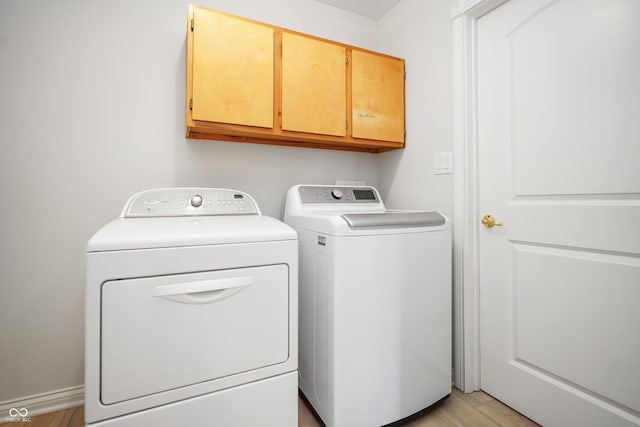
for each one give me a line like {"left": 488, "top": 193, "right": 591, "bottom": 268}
{"left": 186, "top": 5, "right": 405, "bottom": 153}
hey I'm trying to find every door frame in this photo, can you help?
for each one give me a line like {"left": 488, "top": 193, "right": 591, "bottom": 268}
{"left": 451, "top": 0, "right": 507, "bottom": 393}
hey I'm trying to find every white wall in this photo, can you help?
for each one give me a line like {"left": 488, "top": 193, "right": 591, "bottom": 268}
{"left": 376, "top": 0, "right": 455, "bottom": 218}
{"left": 0, "top": 0, "right": 456, "bottom": 408}
{"left": 0, "top": 0, "right": 380, "bottom": 404}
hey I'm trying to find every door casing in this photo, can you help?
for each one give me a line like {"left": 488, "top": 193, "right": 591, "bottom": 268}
{"left": 451, "top": 0, "right": 508, "bottom": 393}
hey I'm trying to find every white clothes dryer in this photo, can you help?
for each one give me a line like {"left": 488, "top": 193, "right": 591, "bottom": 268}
{"left": 284, "top": 185, "right": 451, "bottom": 427}
{"left": 85, "top": 188, "right": 297, "bottom": 426}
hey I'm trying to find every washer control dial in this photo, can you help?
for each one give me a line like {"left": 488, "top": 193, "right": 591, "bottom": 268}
{"left": 190, "top": 194, "right": 203, "bottom": 208}
{"left": 331, "top": 189, "right": 344, "bottom": 200}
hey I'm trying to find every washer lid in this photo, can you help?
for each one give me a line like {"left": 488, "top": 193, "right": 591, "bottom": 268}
{"left": 341, "top": 211, "right": 446, "bottom": 228}
{"left": 284, "top": 210, "right": 449, "bottom": 236}
{"left": 87, "top": 215, "right": 296, "bottom": 252}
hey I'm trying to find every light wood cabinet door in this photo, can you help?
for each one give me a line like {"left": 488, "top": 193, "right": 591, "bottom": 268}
{"left": 281, "top": 32, "right": 346, "bottom": 136}
{"left": 351, "top": 50, "right": 405, "bottom": 143}
{"left": 191, "top": 8, "right": 273, "bottom": 128}
{"left": 187, "top": 6, "right": 405, "bottom": 153}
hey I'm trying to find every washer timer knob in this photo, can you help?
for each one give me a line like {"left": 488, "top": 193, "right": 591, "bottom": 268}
{"left": 190, "top": 194, "right": 203, "bottom": 208}
{"left": 331, "top": 189, "right": 344, "bottom": 200}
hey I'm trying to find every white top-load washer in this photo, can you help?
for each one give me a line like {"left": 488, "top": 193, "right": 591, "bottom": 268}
{"left": 284, "top": 185, "right": 451, "bottom": 427}
{"left": 85, "top": 188, "right": 297, "bottom": 426}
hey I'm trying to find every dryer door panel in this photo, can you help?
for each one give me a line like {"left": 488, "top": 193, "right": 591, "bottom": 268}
{"left": 101, "top": 264, "right": 289, "bottom": 404}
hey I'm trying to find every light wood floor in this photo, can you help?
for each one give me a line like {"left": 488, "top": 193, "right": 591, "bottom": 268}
{"left": 299, "top": 388, "right": 540, "bottom": 427}
{"left": 1, "top": 388, "right": 539, "bottom": 427}
{"left": 1, "top": 406, "right": 84, "bottom": 427}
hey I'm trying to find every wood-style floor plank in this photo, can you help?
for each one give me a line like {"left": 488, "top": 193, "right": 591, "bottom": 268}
{"left": 411, "top": 409, "right": 459, "bottom": 427}
{"left": 24, "top": 408, "right": 71, "bottom": 427}
{"left": 434, "top": 391, "right": 502, "bottom": 427}
{"left": 476, "top": 398, "right": 540, "bottom": 427}
{"left": 67, "top": 406, "right": 84, "bottom": 427}
{"left": 456, "top": 388, "right": 494, "bottom": 408}
{"left": 298, "top": 396, "right": 322, "bottom": 427}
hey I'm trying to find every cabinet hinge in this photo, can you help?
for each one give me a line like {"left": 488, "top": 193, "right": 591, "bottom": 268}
{"left": 189, "top": 98, "right": 193, "bottom": 111}
{"left": 404, "top": 68, "right": 406, "bottom": 78}
{"left": 404, "top": 129, "right": 407, "bottom": 137}
{"left": 191, "top": 18, "right": 194, "bottom": 32}
{"left": 345, "top": 55, "right": 348, "bottom": 65}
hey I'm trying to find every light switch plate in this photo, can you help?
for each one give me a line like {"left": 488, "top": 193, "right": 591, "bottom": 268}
{"left": 435, "top": 152, "right": 453, "bottom": 175}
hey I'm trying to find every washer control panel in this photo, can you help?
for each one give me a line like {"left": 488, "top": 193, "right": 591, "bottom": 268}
{"left": 298, "top": 186, "right": 380, "bottom": 204}
{"left": 122, "top": 188, "right": 260, "bottom": 217}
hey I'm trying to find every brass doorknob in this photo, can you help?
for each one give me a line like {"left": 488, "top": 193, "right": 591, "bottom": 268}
{"left": 481, "top": 214, "right": 503, "bottom": 228}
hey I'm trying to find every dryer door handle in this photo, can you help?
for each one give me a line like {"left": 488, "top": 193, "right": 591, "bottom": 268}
{"left": 151, "top": 276, "right": 254, "bottom": 304}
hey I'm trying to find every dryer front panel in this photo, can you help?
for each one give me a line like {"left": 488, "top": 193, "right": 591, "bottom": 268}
{"left": 100, "top": 264, "right": 289, "bottom": 404}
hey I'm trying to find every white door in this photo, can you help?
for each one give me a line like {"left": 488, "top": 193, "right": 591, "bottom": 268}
{"left": 478, "top": 1, "right": 640, "bottom": 426}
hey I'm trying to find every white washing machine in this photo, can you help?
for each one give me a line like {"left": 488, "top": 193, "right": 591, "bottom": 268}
{"left": 284, "top": 185, "right": 451, "bottom": 427}
{"left": 85, "top": 188, "right": 298, "bottom": 426}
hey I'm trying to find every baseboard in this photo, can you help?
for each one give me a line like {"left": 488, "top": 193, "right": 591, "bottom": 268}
{"left": 0, "top": 385, "right": 84, "bottom": 421}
